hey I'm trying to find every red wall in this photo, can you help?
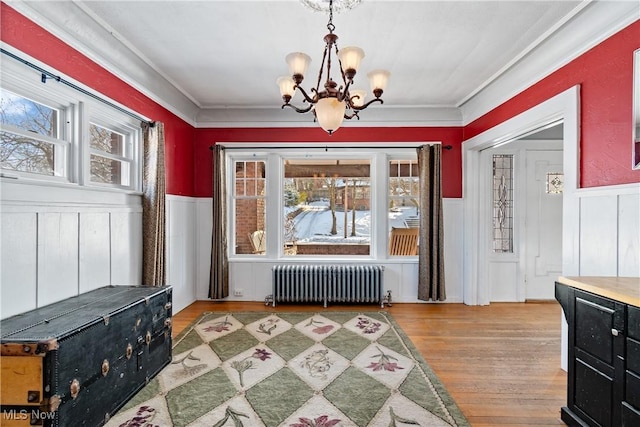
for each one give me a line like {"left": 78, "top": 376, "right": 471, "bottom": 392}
{"left": 193, "top": 127, "right": 464, "bottom": 198}
{"left": 465, "top": 20, "right": 640, "bottom": 188}
{"left": 0, "top": 3, "right": 195, "bottom": 196}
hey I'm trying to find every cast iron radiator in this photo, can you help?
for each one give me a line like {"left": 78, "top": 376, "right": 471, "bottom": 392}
{"left": 265, "top": 265, "right": 391, "bottom": 308}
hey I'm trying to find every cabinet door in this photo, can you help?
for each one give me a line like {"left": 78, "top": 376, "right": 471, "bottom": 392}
{"left": 568, "top": 289, "right": 625, "bottom": 427}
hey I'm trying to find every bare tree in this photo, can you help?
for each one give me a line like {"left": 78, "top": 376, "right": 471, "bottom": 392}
{"left": 329, "top": 177, "right": 337, "bottom": 235}
{"left": 0, "top": 96, "right": 56, "bottom": 175}
{"left": 389, "top": 177, "right": 419, "bottom": 210}
{"left": 89, "top": 124, "right": 121, "bottom": 184}
{"left": 351, "top": 179, "right": 357, "bottom": 236}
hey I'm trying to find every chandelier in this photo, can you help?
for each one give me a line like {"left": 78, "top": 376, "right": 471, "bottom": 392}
{"left": 277, "top": 0, "right": 390, "bottom": 135}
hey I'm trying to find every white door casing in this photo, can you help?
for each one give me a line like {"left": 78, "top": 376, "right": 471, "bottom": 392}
{"left": 462, "top": 85, "right": 580, "bottom": 305}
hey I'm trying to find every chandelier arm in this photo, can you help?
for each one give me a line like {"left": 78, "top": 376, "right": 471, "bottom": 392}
{"left": 296, "top": 86, "right": 318, "bottom": 104}
{"left": 337, "top": 79, "right": 352, "bottom": 102}
{"left": 352, "top": 98, "right": 384, "bottom": 111}
{"left": 344, "top": 111, "right": 360, "bottom": 120}
{"left": 282, "top": 103, "right": 314, "bottom": 114}
{"left": 324, "top": 43, "right": 334, "bottom": 91}
{"left": 334, "top": 41, "right": 349, "bottom": 86}
{"left": 316, "top": 42, "right": 330, "bottom": 94}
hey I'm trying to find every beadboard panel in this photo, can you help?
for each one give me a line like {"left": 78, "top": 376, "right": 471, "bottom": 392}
{"left": 443, "top": 199, "right": 464, "bottom": 302}
{"left": 111, "top": 211, "right": 143, "bottom": 285}
{"left": 79, "top": 212, "right": 112, "bottom": 293}
{"left": 1, "top": 213, "right": 38, "bottom": 318}
{"left": 578, "top": 187, "right": 640, "bottom": 277}
{"left": 165, "top": 195, "right": 197, "bottom": 312}
{"left": 0, "top": 181, "right": 143, "bottom": 319}
{"left": 195, "top": 198, "right": 213, "bottom": 300}
{"left": 37, "top": 212, "right": 80, "bottom": 306}
{"left": 618, "top": 192, "right": 640, "bottom": 277}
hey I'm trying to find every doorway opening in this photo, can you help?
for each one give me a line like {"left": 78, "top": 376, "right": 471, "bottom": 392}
{"left": 481, "top": 123, "right": 564, "bottom": 302}
{"left": 462, "top": 86, "right": 580, "bottom": 305}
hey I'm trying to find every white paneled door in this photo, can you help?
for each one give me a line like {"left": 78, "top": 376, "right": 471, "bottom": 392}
{"left": 524, "top": 150, "right": 563, "bottom": 300}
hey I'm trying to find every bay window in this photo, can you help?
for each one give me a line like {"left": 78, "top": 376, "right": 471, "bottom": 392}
{"left": 228, "top": 147, "right": 421, "bottom": 259}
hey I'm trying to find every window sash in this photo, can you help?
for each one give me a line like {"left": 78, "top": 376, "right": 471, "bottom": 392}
{"left": 1, "top": 129, "right": 69, "bottom": 179}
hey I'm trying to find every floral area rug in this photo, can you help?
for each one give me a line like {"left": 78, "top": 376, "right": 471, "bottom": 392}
{"left": 106, "top": 311, "right": 469, "bottom": 427}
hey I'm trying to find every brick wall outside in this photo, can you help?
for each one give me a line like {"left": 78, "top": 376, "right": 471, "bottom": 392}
{"left": 235, "top": 161, "right": 266, "bottom": 254}
{"left": 294, "top": 243, "right": 370, "bottom": 255}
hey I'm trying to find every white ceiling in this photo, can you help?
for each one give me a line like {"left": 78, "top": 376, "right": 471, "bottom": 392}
{"left": 7, "top": 1, "right": 637, "bottom": 126}
{"left": 75, "top": 0, "right": 581, "bottom": 109}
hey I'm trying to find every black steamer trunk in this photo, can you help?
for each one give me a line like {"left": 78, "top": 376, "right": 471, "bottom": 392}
{"left": 0, "top": 286, "right": 172, "bottom": 427}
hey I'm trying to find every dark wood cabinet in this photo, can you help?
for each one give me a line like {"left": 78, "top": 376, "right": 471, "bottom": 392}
{"left": 556, "top": 277, "right": 640, "bottom": 427}
{"left": 624, "top": 306, "right": 640, "bottom": 425}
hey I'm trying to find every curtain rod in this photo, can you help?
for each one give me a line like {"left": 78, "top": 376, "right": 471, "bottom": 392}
{"left": 1, "top": 48, "right": 154, "bottom": 126}
{"left": 209, "top": 144, "right": 453, "bottom": 151}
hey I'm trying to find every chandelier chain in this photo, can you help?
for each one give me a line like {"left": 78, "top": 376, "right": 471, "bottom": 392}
{"left": 327, "top": 0, "right": 335, "bottom": 32}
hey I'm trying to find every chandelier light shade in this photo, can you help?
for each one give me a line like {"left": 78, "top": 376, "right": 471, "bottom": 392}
{"left": 367, "top": 70, "right": 391, "bottom": 97}
{"left": 315, "top": 97, "right": 347, "bottom": 133}
{"left": 277, "top": 76, "right": 296, "bottom": 104}
{"left": 337, "top": 46, "right": 365, "bottom": 77}
{"left": 285, "top": 52, "right": 312, "bottom": 79}
{"left": 277, "top": 0, "right": 390, "bottom": 134}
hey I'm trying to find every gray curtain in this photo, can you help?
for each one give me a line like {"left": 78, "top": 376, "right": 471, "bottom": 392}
{"left": 209, "top": 145, "right": 229, "bottom": 299}
{"left": 141, "top": 121, "right": 166, "bottom": 287}
{"left": 417, "top": 144, "right": 446, "bottom": 301}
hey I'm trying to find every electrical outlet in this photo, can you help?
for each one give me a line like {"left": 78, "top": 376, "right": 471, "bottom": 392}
{"left": 234, "top": 289, "right": 243, "bottom": 297}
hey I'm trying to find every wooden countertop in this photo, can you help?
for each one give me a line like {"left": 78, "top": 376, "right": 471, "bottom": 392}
{"left": 557, "top": 276, "right": 640, "bottom": 307}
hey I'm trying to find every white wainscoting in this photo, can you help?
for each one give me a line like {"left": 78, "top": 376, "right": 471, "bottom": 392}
{"left": 195, "top": 198, "right": 214, "bottom": 300}
{"left": 165, "top": 195, "right": 197, "bottom": 313}
{"left": 0, "top": 188, "right": 466, "bottom": 319}
{"left": 560, "top": 183, "right": 639, "bottom": 371}
{"left": 0, "top": 180, "right": 143, "bottom": 319}
{"left": 574, "top": 184, "right": 640, "bottom": 277}
{"left": 192, "top": 198, "right": 464, "bottom": 304}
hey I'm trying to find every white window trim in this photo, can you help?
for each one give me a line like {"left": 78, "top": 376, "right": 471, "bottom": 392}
{"left": 224, "top": 144, "right": 424, "bottom": 261}
{"left": 0, "top": 73, "right": 75, "bottom": 183}
{"left": 0, "top": 50, "right": 143, "bottom": 194}
{"left": 84, "top": 103, "right": 141, "bottom": 191}
{"left": 228, "top": 155, "right": 269, "bottom": 256}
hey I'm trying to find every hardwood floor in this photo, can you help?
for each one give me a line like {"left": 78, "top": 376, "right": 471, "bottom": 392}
{"left": 172, "top": 301, "right": 567, "bottom": 426}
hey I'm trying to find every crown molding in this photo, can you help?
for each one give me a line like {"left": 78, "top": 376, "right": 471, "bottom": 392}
{"left": 4, "top": 0, "right": 200, "bottom": 127}
{"left": 459, "top": 1, "right": 639, "bottom": 125}
{"left": 194, "top": 106, "right": 463, "bottom": 128}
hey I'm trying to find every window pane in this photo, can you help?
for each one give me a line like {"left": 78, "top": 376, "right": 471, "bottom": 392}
{"left": 546, "top": 172, "right": 564, "bottom": 194}
{"left": 234, "top": 160, "right": 266, "bottom": 255}
{"left": 235, "top": 161, "right": 265, "bottom": 196}
{"left": 0, "top": 130, "right": 55, "bottom": 175}
{"left": 90, "top": 154, "right": 129, "bottom": 185}
{"left": 284, "top": 159, "right": 370, "bottom": 256}
{"left": 493, "top": 154, "right": 513, "bottom": 253}
{"left": 388, "top": 159, "right": 420, "bottom": 256}
{"left": 90, "top": 123, "right": 124, "bottom": 156}
{"left": 236, "top": 199, "right": 266, "bottom": 255}
{"left": 0, "top": 89, "right": 59, "bottom": 137}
